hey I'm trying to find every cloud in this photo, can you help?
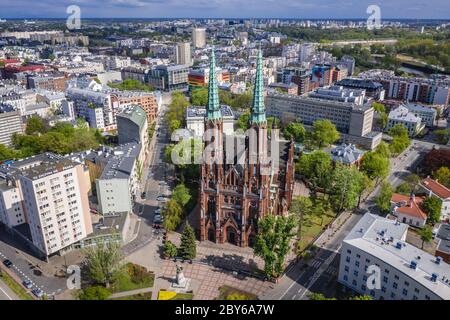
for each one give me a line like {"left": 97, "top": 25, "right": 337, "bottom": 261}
{"left": 0, "top": 0, "right": 448, "bottom": 18}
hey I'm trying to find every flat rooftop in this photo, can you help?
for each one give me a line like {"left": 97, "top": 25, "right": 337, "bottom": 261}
{"left": 345, "top": 213, "right": 450, "bottom": 299}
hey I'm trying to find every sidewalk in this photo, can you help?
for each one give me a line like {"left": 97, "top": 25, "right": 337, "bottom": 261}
{"left": 109, "top": 287, "right": 153, "bottom": 299}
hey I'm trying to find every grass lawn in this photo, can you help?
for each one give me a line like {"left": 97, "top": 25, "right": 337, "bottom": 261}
{"left": 170, "top": 293, "right": 194, "bottom": 300}
{"left": 297, "top": 213, "right": 335, "bottom": 252}
{"left": 111, "top": 263, "right": 155, "bottom": 293}
{"left": 217, "top": 286, "right": 257, "bottom": 300}
{"left": 0, "top": 270, "right": 33, "bottom": 300}
{"left": 112, "top": 292, "right": 152, "bottom": 300}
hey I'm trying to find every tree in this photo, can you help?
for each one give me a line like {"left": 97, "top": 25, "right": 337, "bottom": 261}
{"left": 349, "top": 295, "right": 372, "bottom": 300}
{"left": 191, "top": 88, "right": 208, "bottom": 106}
{"left": 396, "top": 182, "right": 412, "bottom": 195}
{"left": 388, "top": 124, "right": 410, "bottom": 155}
{"left": 434, "top": 128, "right": 450, "bottom": 145}
{"left": 433, "top": 167, "right": 450, "bottom": 188}
{"left": 78, "top": 286, "right": 112, "bottom": 300}
{"left": 295, "top": 150, "right": 333, "bottom": 192}
{"left": 163, "top": 240, "right": 178, "bottom": 258}
{"left": 389, "top": 123, "right": 409, "bottom": 138}
{"left": 84, "top": 241, "right": 124, "bottom": 288}
{"left": 236, "top": 111, "right": 250, "bottom": 131}
{"left": 226, "top": 293, "right": 251, "bottom": 300}
{"left": 162, "top": 199, "right": 183, "bottom": 232}
{"left": 329, "top": 163, "right": 365, "bottom": 212}
{"left": 372, "top": 102, "right": 386, "bottom": 114}
{"left": 172, "top": 183, "right": 192, "bottom": 208}
{"left": 376, "top": 181, "right": 394, "bottom": 214}
{"left": 0, "top": 144, "right": 20, "bottom": 161}
{"left": 290, "top": 196, "right": 313, "bottom": 239}
{"left": 178, "top": 222, "right": 197, "bottom": 260}
{"left": 361, "top": 151, "right": 390, "bottom": 182}
{"left": 421, "top": 196, "right": 442, "bottom": 224}
{"left": 310, "top": 119, "right": 340, "bottom": 148}
{"left": 307, "top": 293, "right": 336, "bottom": 300}
{"left": 283, "top": 122, "right": 306, "bottom": 142}
{"left": 25, "top": 116, "right": 47, "bottom": 135}
{"left": 254, "top": 214, "right": 296, "bottom": 279}
{"left": 419, "top": 225, "right": 433, "bottom": 249}
{"left": 169, "top": 119, "right": 181, "bottom": 134}
{"left": 375, "top": 141, "right": 391, "bottom": 158}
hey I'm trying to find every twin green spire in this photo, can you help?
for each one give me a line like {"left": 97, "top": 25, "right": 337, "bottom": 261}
{"left": 206, "top": 48, "right": 266, "bottom": 124}
{"left": 250, "top": 50, "right": 266, "bottom": 125}
{"left": 206, "top": 48, "right": 222, "bottom": 121}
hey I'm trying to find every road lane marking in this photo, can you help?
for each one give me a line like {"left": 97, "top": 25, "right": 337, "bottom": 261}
{"left": 0, "top": 283, "right": 13, "bottom": 300}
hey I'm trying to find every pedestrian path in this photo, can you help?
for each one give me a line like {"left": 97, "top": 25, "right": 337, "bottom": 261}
{"left": 109, "top": 287, "right": 153, "bottom": 299}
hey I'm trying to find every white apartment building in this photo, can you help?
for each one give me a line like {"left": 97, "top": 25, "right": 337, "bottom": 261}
{"left": 186, "top": 105, "right": 234, "bottom": 138}
{"left": 404, "top": 103, "right": 437, "bottom": 127}
{"left": 0, "top": 153, "right": 93, "bottom": 257}
{"left": 386, "top": 105, "right": 425, "bottom": 137}
{"left": 192, "top": 28, "right": 206, "bottom": 48}
{"left": 338, "top": 213, "right": 450, "bottom": 300}
{"left": 0, "top": 110, "right": 24, "bottom": 147}
{"left": 175, "top": 42, "right": 192, "bottom": 66}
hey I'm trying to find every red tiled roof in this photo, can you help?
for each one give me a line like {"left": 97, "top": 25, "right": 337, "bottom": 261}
{"left": 0, "top": 59, "right": 21, "bottom": 65}
{"left": 421, "top": 178, "right": 450, "bottom": 199}
{"left": 390, "top": 193, "right": 427, "bottom": 220}
{"left": 4, "top": 64, "right": 45, "bottom": 73}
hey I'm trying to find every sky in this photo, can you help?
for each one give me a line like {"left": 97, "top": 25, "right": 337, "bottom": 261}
{"left": 1, "top": 0, "right": 449, "bottom": 19}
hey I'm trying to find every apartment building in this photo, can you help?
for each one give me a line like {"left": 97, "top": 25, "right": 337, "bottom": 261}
{"left": 404, "top": 103, "right": 437, "bottom": 127}
{"left": 359, "top": 70, "right": 450, "bottom": 106}
{"left": 0, "top": 110, "right": 23, "bottom": 147}
{"left": 26, "top": 73, "right": 67, "bottom": 92}
{"left": 90, "top": 143, "right": 143, "bottom": 216}
{"left": 338, "top": 212, "right": 450, "bottom": 300}
{"left": 266, "top": 87, "right": 381, "bottom": 149}
{"left": 116, "top": 105, "right": 148, "bottom": 145}
{"left": 335, "top": 78, "right": 385, "bottom": 100}
{"left": 188, "top": 67, "right": 230, "bottom": 91}
{"left": 0, "top": 153, "right": 93, "bottom": 258}
{"left": 116, "top": 91, "right": 159, "bottom": 124}
{"left": 175, "top": 42, "right": 192, "bottom": 66}
{"left": 386, "top": 105, "right": 425, "bottom": 137}
{"left": 192, "top": 28, "right": 206, "bottom": 48}
{"left": 146, "top": 64, "right": 189, "bottom": 92}
{"left": 186, "top": 105, "right": 234, "bottom": 138}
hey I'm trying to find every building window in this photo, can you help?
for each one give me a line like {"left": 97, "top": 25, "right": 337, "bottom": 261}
{"left": 346, "top": 256, "right": 350, "bottom": 263}
{"left": 353, "top": 270, "right": 358, "bottom": 277}
{"left": 394, "top": 275, "right": 399, "bottom": 280}
{"left": 383, "top": 276, "right": 388, "bottom": 283}
{"left": 352, "top": 280, "right": 357, "bottom": 286}
{"left": 393, "top": 282, "right": 398, "bottom": 289}
{"left": 361, "top": 284, "right": 366, "bottom": 291}
{"left": 404, "top": 281, "right": 409, "bottom": 287}
{"left": 381, "top": 286, "right": 386, "bottom": 293}
{"left": 344, "top": 266, "right": 349, "bottom": 272}
{"left": 355, "top": 261, "right": 360, "bottom": 267}
{"left": 390, "top": 292, "right": 396, "bottom": 299}
{"left": 402, "top": 289, "right": 408, "bottom": 296}
{"left": 343, "top": 275, "right": 348, "bottom": 281}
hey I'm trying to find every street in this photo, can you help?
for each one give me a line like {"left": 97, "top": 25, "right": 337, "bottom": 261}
{"left": 262, "top": 138, "right": 437, "bottom": 300}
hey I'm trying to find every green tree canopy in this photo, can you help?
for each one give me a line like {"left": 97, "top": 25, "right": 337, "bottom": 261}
{"left": 376, "top": 181, "right": 394, "bottom": 214}
{"left": 283, "top": 122, "right": 306, "bottom": 143}
{"left": 433, "top": 166, "right": 450, "bottom": 188}
{"left": 25, "top": 116, "right": 48, "bottom": 135}
{"left": 254, "top": 214, "right": 296, "bottom": 279}
{"left": 419, "top": 225, "right": 433, "bottom": 249}
{"left": 172, "top": 183, "right": 192, "bottom": 208}
{"left": 84, "top": 241, "right": 125, "bottom": 288}
{"left": 310, "top": 119, "right": 340, "bottom": 149}
{"left": 361, "top": 151, "right": 390, "bottom": 181}
{"left": 296, "top": 150, "right": 333, "bottom": 192}
{"left": 421, "top": 196, "right": 442, "bottom": 224}
{"left": 191, "top": 87, "right": 208, "bottom": 106}
{"left": 162, "top": 199, "right": 184, "bottom": 232}
{"left": 329, "top": 163, "right": 366, "bottom": 212}
{"left": 178, "top": 222, "right": 197, "bottom": 260}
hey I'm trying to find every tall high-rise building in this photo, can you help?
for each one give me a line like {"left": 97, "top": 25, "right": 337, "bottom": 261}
{"left": 0, "top": 110, "right": 23, "bottom": 147}
{"left": 198, "top": 50, "right": 295, "bottom": 247}
{"left": 175, "top": 42, "right": 192, "bottom": 66}
{"left": 192, "top": 28, "right": 206, "bottom": 48}
{"left": 0, "top": 153, "right": 93, "bottom": 258}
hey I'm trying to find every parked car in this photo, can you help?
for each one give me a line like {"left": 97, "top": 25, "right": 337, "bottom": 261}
{"left": 3, "top": 259, "right": 13, "bottom": 268}
{"left": 141, "top": 192, "right": 146, "bottom": 199}
{"left": 153, "top": 214, "right": 163, "bottom": 224}
{"left": 22, "top": 279, "right": 33, "bottom": 289}
{"left": 156, "top": 196, "right": 167, "bottom": 202}
{"left": 31, "top": 288, "right": 43, "bottom": 298}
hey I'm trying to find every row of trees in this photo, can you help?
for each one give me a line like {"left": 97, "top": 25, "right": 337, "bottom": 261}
{"left": 191, "top": 87, "right": 253, "bottom": 111}
{"left": 162, "top": 183, "right": 193, "bottom": 232}
{"left": 0, "top": 117, "right": 104, "bottom": 162}
{"left": 163, "top": 223, "right": 197, "bottom": 260}
{"left": 166, "top": 91, "right": 189, "bottom": 134}
{"left": 108, "top": 79, "right": 155, "bottom": 92}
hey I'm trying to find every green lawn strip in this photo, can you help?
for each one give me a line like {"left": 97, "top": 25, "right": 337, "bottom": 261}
{"left": 111, "top": 292, "right": 152, "bottom": 300}
{"left": 297, "top": 213, "right": 335, "bottom": 252}
{"left": 111, "top": 263, "right": 155, "bottom": 293}
{"left": 0, "top": 270, "right": 33, "bottom": 300}
{"left": 217, "top": 285, "right": 257, "bottom": 300}
{"left": 170, "top": 293, "right": 194, "bottom": 300}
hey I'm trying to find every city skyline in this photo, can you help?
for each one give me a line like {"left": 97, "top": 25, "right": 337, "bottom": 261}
{"left": 0, "top": 0, "right": 449, "bottom": 19}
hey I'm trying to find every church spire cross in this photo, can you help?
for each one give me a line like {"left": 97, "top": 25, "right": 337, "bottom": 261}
{"left": 206, "top": 48, "right": 222, "bottom": 122}
{"left": 250, "top": 49, "right": 266, "bottom": 125}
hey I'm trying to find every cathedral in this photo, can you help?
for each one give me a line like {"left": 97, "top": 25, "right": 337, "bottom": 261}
{"left": 198, "top": 49, "right": 295, "bottom": 247}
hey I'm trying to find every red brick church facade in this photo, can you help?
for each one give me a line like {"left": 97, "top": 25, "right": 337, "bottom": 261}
{"left": 198, "top": 50, "right": 295, "bottom": 247}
